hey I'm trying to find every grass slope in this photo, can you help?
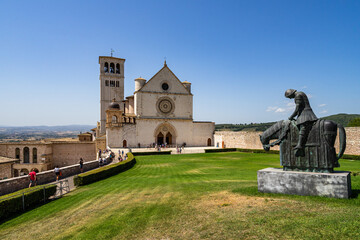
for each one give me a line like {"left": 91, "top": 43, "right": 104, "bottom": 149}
{"left": 1, "top": 152, "right": 360, "bottom": 239}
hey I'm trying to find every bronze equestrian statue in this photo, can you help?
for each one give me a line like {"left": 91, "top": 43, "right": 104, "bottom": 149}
{"left": 260, "top": 89, "right": 346, "bottom": 173}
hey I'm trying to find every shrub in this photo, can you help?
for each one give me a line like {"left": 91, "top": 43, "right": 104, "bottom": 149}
{"left": 0, "top": 184, "right": 57, "bottom": 220}
{"left": 236, "top": 148, "right": 280, "bottom": 154}
{"left": 205, "top": 148, "right": 237, "bottom": 153}
{"left": 132, "top": 151, "right": 171, "bottom": 156}
{"left": 205, "top": 148, "right": 280, "bottom": 154}
{"left": 347, "top": 118, "right": 360, "bottom": 127}
{"left": 74, "top": 153, "right": 136, "bottom": 186}
{"left": 235, "top": 148, "right": 360, "bottom": 159}
{"left": 341, "top": 154, "right": 360, "bottom": 161}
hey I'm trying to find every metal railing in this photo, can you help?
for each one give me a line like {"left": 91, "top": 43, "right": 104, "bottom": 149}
{"left": 54, "top": 179, "right": 70, "bottom": 197}
{"left": 0, "top": 179, "right": 70, "bottom": 211}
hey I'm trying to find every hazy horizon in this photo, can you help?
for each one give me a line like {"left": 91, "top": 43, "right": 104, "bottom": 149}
{"left": 1, "top": 113, "right": 359, "bottom": 128}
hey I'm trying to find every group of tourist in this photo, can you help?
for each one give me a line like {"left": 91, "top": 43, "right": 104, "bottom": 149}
{"left": 98, "top": 149, "right": 115, "bottom": 167}
{"left": 98, "top": 148, "right": 110, "bottom": 159}
{"left": 117, "top": 150, "right": 128, "bottom": 162}
{"left": 176, "top": 146, "right": 184, "bottom": 154}
{"left": 150, "top": 143, "right": 186, "bottom": 153}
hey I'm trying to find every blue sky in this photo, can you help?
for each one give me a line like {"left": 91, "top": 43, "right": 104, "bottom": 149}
{"left": 0, "top": 0, "right": 359, "bottom": 126}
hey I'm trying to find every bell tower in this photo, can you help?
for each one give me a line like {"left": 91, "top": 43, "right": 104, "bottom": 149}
{"left": 99, "top": 56, "right": 125, "bottom": 135}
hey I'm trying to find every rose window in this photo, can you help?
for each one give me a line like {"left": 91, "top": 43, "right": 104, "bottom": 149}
{"left": 158, "top": 99, "right": 173, "bottom": 114}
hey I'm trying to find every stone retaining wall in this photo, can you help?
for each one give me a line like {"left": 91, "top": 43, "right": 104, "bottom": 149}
{"left": 215, "top": 127, "right": 360, "bottom": 155}
{"left": 337, "top": 127, "right": 360, "bottom": 155}
{"left": 0, "top": 160, "right": 99, "bottom": 196}
{"left": 0, "top": 163, "right": 13, "bottom": 179}
{"left": 214, "top": 131, "right": 280, "bottom": 151}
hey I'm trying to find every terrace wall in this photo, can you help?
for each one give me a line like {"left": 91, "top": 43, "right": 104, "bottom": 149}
{"left": 214, "top": 127, "right": 360, "bottom": 155}
{"left": 0, "top": 163, "right": 12, "bottom": 179}
{"left": 0, "top": 160, "right": 99, "bottom": 196}
{"left": 52, "top": 142, "right": 96, "bottom": 167}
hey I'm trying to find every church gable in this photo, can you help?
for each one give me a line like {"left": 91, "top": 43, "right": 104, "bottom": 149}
{"left": 139, "top": 65, "right": 190, "bottom": 94}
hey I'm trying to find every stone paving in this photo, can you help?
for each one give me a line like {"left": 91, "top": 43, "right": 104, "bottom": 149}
{"left": 110, "top": 146, "right": 218, "bottom": 156}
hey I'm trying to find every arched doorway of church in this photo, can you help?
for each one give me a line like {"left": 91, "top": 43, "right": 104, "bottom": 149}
{"left": 123, "top": 140, "right": 127, "bottom": 148}
{"left": 154, "top": 123, "right": 177, "bottom": 146}
{"left": 207, "top": 138, "right": 212, "bottom": 146}
{"left": 166, "top": 133, "right": 172, "bottom": 145}
{"left": 157, "top": 132, "right": 164, "bottom": 145}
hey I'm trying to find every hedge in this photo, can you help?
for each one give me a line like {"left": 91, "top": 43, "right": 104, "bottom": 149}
{"left": 236, "top": 148, "right": 360, "bottom": 159}
{"left": 132, "top": 151, "right": 171, "bottom": 156}
{"left": 205, "top": 148, "right": 279, "bottom": 154}
{"left": 341, "top": 154, "right": 360, "bottom": 161}
{"left": 0, "top": 184, "right": 57, "bottom": 221}
{"left": 205, "top": 148, "right": 237, "bottom": 153}
{"left": 206, "top": 148, "right": 360, "bottom": 160}
{"left": 236, "top": 148, "right": 280, "bottom": 154}
{"left": 74, "top": 152, "right": 136, "bottom": 186}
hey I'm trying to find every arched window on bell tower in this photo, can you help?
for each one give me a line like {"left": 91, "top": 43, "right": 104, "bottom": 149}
{"left": 104, "top": 62, "right": 109, "bottom": 72}
{"left": 116, "top": 63, "right": 120, "bottom": 74}
{"left": 112, "top": 115, "right": 118, "bottom": 123}
{"left": 110, "top": 63, "right": 115, "bottom": 73}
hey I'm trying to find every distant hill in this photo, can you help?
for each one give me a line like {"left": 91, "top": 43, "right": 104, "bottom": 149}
{"left": 215, "top": 113, "right": 360, "bottom": 132}
{"left": 215, "top": 122, "right": 276, "bottom": 132}
{"left": 321, "top": 114, "right": 360, "bottom": 127}
{"left": 0, "top": 125, "right": 95, "bottom": 142}
{"left": 0, "top": 125, "right": 95, "bottom": 132}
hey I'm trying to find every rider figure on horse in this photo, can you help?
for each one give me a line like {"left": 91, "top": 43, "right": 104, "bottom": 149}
{"left": 285, "top": 89, "right": 318, "bottom": 156}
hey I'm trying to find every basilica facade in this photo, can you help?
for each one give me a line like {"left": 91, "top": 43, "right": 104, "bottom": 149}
{"left": 98, "top": 56, "right": 214, "bottom": 148}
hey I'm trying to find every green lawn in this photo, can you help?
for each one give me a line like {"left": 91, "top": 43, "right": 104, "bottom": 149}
{"left": 1, "top": 152, "right": 360, "bottom": 239}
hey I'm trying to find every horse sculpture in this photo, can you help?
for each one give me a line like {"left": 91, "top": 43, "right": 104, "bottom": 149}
{"left": 259, "top": 119, "right": 346, "bottom": 173}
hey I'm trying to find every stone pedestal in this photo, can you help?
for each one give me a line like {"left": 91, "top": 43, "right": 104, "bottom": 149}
{"left": 257, "top": 168, "right": 352, "bottom": 199}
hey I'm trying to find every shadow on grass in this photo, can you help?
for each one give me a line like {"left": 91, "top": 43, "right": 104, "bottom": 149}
{"left": 351, "top": 189, "right": 360, "bottom": 198}
{"left": 232, "top": 186, "right": 360, "bottom": 204}
{"left": 0, "top": 198, "right": 61, "bottom": 225}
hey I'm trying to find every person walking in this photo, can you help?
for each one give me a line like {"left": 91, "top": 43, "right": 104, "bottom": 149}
{"left": 28, "top": 169, "right": 37, "bottom": 188}
{"left": 79, "top": 158, "right": 84, "bottom": 173}
{"left": 54, "top": 166, "right": 61, "bottom": 181}
{"left": 98, "top": 149, "right": 102, "bottom": 159}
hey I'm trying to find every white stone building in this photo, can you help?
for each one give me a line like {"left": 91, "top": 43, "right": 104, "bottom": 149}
{"left": 98, "top": 56, "right": 214, "bottom": 148}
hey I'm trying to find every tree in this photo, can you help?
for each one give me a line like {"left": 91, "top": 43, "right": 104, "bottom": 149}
{"left": 348, "top": 118, "right": 360, "bottom": 127}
